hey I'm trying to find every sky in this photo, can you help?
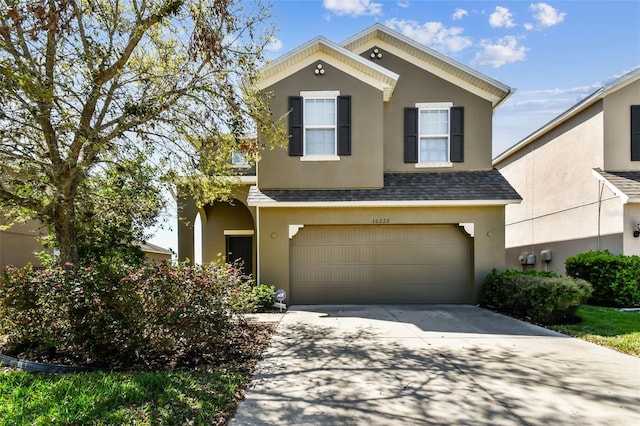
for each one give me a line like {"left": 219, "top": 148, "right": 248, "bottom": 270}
{"left": 148, "top": 0, "right": 640, "bottom": 253}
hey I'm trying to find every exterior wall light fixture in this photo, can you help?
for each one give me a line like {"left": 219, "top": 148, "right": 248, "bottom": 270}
{"left": 634, "top": 223, "right": 640, "bottom": 238}
{"left": 314, "top": 63, "right": 325, "bottom": 75}
{"left": 370, "top": 48, "right": 382, "bottom": 59}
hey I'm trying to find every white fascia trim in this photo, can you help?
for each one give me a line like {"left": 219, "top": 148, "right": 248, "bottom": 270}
{"left": 592, "top": 169, "right": 630, "bottom": 204}
{"left": 342, "top": 24, "right": 511, "bottom": 93}
{"left": 349, "top": 38, "right": 507, "bottom": 106}
{"left": 494, "top": 69, "right": 640, "bottom": 165}
{"left": 249, "top": 199, "right": 522, "bottom": 208}
{"left": 258, "top": 40, "right": 399, "bottom": 101}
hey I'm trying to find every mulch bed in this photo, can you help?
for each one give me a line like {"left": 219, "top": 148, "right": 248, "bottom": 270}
{"left": 0, "top": 321, "right": 277, "bottom": 373}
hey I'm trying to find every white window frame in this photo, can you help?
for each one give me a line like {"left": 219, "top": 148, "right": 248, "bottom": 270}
{"left": 300, "top": 90, "right": 340, "bottom": 161}
{"left": 415, "top": 102, "right": 453, "bottom": 168}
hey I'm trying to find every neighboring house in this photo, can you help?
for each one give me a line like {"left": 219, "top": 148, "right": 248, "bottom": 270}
{"left": 0, "top": 219, "right": 44, "bottom": 270}
{"left": 138, "top": 242, "right": 173, "bottom": 263}
{"left": 494, "top": 67, "right": 640, "bottom": 274}
{"left": 0, "top": 214, "right": 173, "bottom": 268}
{"left": 178, "top": 24, "right": 520, "bottom": 304}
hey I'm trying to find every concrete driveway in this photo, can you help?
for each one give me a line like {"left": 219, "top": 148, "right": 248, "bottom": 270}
{"left": 232, "top": 305, "right": 640, "bottom": 425}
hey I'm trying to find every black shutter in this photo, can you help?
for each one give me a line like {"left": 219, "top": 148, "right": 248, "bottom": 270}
{"left": 404, "top": 107, "right": 418, "bottom": 163}
{"left": 337, "top": 96, "right": 351, "bottom": 155}
{"left": 288, "top": 96, "right": 303, "bottom": 156}
{"left": 450, "top": 106, "right": 464, "bottom": 162}
{"left": 632, "top": 105, "right": 640, "bottom": 161}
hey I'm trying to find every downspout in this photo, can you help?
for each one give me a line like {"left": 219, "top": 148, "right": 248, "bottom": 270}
{"left": 597, "top": 181, "right": 604, "bottom": 250}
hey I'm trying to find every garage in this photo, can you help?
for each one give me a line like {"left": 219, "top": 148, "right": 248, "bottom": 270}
{"left": 290, "top": 224, "right": 472, "bottom": 304}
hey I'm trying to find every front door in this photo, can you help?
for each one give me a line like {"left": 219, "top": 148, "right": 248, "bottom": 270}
{"left": 226, "top": 235, "right": 253, "bottom": 277}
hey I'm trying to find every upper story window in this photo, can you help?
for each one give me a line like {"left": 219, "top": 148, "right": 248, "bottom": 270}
{"left": 404, "top": 103, "right": 464, "bottom": 166}
{"left": 288, "top": 92, "right": 351, "bottom": 160}
{"left": 231, "top": 151, "right": 249, "bottom": 167}
{"left": 303, "top": 92, "right": 339, "bottom": 156}
{"left": 418, "top": 103, "right": 452, "bottom": 163}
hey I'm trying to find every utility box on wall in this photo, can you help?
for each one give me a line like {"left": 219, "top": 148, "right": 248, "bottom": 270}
{"left": 518, "top": 253, "right": 537, "bottom": 265}
{"left": 540, "top": 250, "right": 552, "bottom": 262}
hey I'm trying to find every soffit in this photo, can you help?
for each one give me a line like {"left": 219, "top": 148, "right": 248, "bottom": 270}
{"left": 258, "top": 37, "right": 399, "bottom": 102}
{"left": 341, "top": 25, "right": 512, "bottom": 108}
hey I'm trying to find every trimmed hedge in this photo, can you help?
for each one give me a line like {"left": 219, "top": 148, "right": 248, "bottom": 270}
{"left": 481, "top": 269, "right": 593, "bottom": 324}
{"left": 565, "top": 251, "right": 640, "bottom": 307}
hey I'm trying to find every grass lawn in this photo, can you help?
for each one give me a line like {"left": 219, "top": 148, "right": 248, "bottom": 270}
{"left": 549, "top": 305, "right": 640, "bottom": 356}
{"left": 0, "top": 366, "right": 244, "bottom": 425}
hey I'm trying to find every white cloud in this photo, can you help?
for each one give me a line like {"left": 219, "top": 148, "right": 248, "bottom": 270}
{"left": 528, "top": 3, "right": 566, "bottom": 29}
{"left": 452, "top": 8, "right": 468, "bottom": 21}
{"left": 385, "top": 18, "right": 473, "bottom": 53}
{"left": 471, "top": 36, "right": 528, "bottom": 68}
{"left": 265, "top": 37, "right": 283, "bottom": 52}
{"left": 323, "top": 0, "right": 383, "bottom": 17}
{"left": 398, "top": 1, "right": 410, "bottom": 8}
{"left": 489, "top": 6, "right": 516, "bottom": 28}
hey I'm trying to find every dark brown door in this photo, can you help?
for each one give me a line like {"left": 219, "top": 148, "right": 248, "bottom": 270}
{"left": 226, "top": 235, "right": 253, "bottom": 277}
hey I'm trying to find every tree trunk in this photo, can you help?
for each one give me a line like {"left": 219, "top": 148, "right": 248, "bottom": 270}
{"left": 53, "top": 197, "right": 80, "bottom": 266}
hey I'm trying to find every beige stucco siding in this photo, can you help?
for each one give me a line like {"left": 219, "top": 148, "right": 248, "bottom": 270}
{"left": 177, "top": 185, "right": 256, "bottom": 269}
{"left": 499, "top": 102, "right": 605, "bottom": 255}
{"left": 259, "top": 61, "right": 384, "bottom": 190}
{"left": 359, "top": 48, "right": 494, "bottom": 172}
{"left": 0, "top": 220, "right": 43, "bottom": 269}
{"left": 256, "top": 205, "right": 506, "bottom": 304}
{"left": 622, "top": 203, "right": 640, "bottom": 256}
{"left": 604, "top": 79, "right": 640, "bottom": 171}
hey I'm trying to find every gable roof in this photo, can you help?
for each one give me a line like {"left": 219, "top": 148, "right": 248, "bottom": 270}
{"left": 259, "top": 24, "right": 512, "bottom": 106}
{"left": 341, "top": 24, "right": 513, "bottom": 108}
{"left": 592, "top": 168, "right": 640, "bottom": 204}
{"left": 494, "top": 67, "right": 640, "bottom": 165}
{"left": 247, "top": 171, "right": 521, "bottom": 207}
{"left": 258, "top": 36, "right": 399, "bottom": 101}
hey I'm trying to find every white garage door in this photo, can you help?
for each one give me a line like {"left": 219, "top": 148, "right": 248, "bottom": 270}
{"left": 290, "top": 225, "right": 472, "bottom": 304}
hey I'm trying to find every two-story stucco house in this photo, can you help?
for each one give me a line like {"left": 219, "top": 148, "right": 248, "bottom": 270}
{"left": 494, "top": 67, "right": 640, "bottom": 274}
{"left": 178, "top": 24, "right": 520, "bottom": 304}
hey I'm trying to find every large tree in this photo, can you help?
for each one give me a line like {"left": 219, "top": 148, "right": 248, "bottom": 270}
{"left": 0, "top": 0, "right": 282, "bottom": 265}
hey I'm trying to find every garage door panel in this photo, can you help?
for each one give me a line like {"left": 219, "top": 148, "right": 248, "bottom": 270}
{"left": 290, "top": 225, "right": 472, "bottom": 304}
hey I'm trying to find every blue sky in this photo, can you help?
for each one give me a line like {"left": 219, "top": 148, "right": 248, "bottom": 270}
{"left": 149, "top": 0, "right": 640, "bottom": 253}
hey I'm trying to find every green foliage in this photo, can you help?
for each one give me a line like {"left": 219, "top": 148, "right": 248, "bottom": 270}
{"left": 482, "top": 269, "right": 593, "bottom": 324}
{"left": 565, "top": 250, "right": 640, "bottom": 307}
{"left": 0, "top": 262, "right": 250, "bottom": 367}
{"left": 549, "top": 305, "right": 640, "bottom": 356}
{"left": 0, "top": 0, "right": 285, "bottom": 265}
{"left": 250, "top": 284, "right": 276, "bottom": 313}
{"left": 0, "top": 368, "right": 245, "bottom": 424}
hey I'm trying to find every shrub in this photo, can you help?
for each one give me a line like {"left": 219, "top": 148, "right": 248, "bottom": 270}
{"left": 250, "top": 284, "right": 276, "bottom": 312}
{"left": 565, "top": 251, "right": 640, "bottom": 307}
{"left": 0, "top": 262, "right": 250, "bottom": 367}
{"left": 481, "top": 268, "right": 592, "bottom": 324}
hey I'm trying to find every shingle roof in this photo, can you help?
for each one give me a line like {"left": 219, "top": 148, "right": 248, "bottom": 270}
{"left": 248, "top": 170, "right": 521, "bottom": 206}
{"left": 593, "top": 169, "right": 640, "bottom": 202}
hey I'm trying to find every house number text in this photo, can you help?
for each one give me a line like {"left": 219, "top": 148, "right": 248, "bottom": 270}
{"left": 372, "top": 218, "right": 390, "bottom": 224}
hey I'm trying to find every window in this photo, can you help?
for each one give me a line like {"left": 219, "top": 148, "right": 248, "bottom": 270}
{"left": 418, "top": 105, "right": 450, "bottom": 163}
{"left": 231, "top": 151, "right": 249, "bottom": 166}
{"left": 304, "top": 95, "right": 337, "bottom": 155}
{"left": 288, "top": 92, "right": 351, "bottom": 158}
{"left": 404, "top": 103, "right": 464, "bottom": 164}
